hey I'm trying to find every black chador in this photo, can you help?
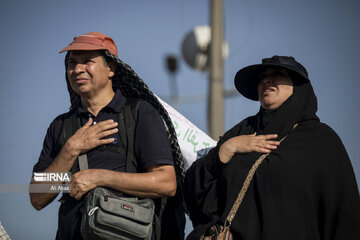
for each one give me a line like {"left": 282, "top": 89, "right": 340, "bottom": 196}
{"left": 185, "top": 83, "right": 360, "bottom": 239}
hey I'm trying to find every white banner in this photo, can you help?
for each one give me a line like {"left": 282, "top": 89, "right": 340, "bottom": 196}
{"left": 157, "top": 97, "right": 217, "bottom": 170}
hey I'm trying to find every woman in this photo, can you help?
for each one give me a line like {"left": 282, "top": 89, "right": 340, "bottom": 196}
{"left": 184, "top": 56, "right": 360, "bottom": 239}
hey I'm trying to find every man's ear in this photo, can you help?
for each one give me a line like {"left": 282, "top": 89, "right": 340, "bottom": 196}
{"left": 108, "top": 62, "right": 116, "bottom": 78}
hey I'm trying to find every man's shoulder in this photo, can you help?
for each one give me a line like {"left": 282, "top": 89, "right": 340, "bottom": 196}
{"left": 53, "top": 109, "right": 77, "bottom": 121}
{"left": 137, "top": 99, "right": 155, "bottom": 113}
{"left": 47, "top": 109, "right": 77, "bottom": 134}
{"left": 135, "top": 99, "right": 164, "bottom": 123}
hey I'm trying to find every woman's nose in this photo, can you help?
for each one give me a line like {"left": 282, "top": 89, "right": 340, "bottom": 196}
{"left": 260, "top": 77, "right": 273, "bottom": 85}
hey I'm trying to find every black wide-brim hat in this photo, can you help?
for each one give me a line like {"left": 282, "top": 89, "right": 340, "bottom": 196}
{"left": 234, "top": 55, "right": 310, "bottom": 101}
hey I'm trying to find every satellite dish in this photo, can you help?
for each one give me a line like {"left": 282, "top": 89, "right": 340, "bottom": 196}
{"left": 181, "top": 25, "right": 229, "bottom": 72}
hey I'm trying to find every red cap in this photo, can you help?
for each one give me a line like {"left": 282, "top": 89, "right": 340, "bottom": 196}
{"left": 59, "top": 32, "right": 118, "bottom": 57}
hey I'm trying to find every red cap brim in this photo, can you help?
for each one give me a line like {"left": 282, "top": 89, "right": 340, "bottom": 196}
{"left": 59, "top": 43, "right": 109, "bottom": 53}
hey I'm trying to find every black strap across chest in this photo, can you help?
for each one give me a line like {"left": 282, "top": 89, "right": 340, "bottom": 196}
{"left": 57, "top": 97, "right": 141, "bottom": 174}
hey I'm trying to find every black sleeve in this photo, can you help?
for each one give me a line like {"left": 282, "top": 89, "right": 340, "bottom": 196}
{"left": 184, "top": 120, "right": 245, "bottom": 228}
{"left": 184, "top": 117, "right": 255, "bottom": 232}
{"left": 134, "top": 101, "right": 174, "bottom": 170}
{"left": 184, "top": 147, "right": 225, "bottom": 226}
{"left": 316, "top": 124, "right": 360, "bottom": 239}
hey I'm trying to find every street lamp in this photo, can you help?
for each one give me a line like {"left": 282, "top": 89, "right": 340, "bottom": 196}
{"left": 165, "top": 54, "right": 180, "bottom": 110}
{"left": 181, "top": 23, "right": 229, "bottom": 138}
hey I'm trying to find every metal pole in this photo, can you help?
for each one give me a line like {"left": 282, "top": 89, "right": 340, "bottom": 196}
{"left": 169, "top": 73, "right": 180, "bottom": 110}
{"left": 208, "top": 0, "right": 224, "bottom": 139}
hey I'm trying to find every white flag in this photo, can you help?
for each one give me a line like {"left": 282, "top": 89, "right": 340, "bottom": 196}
{"left": 157, "top": 97, "right": 217, "bottom": 170}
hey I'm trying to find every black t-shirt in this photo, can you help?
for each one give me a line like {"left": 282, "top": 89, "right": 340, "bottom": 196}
{"left": 32, "top": 90, "right": 174, "bottom": 239}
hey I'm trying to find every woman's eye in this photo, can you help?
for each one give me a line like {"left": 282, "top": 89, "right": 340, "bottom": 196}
{"left": 274, "top": 71, "right": 286, "bottom": 77}
{"left": 258, "top": 74, "right": 266, "bottom": 80}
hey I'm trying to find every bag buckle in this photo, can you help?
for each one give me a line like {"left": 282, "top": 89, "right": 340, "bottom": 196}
{"left": 88, "top": 207, "right": 99, "bottom": 216}
{"left": 224, "top": 219, "right": 231, "bottom": 228}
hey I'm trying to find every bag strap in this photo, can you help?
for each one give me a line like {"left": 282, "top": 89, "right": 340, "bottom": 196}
{"left": 58, "top": 111, "right": 83, "bottom": 174}
{"left": 77, "top": 154, "right": 88, "bottom": 171}
{"left": 58, "top": 110, "right": 79, "bottom": 148}
{"left": 123, "top": 97, "right": 140, "bottom": 173}
{"left": 223, "top": 124, "right": 298, "bottom": 227}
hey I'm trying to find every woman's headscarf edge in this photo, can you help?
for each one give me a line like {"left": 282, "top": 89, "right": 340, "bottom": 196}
{"left": 63, "top": 50, "right": 186, "bottom": 192}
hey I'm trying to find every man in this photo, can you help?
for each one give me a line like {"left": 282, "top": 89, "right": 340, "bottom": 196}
{"left": 30, "top": 32, "right": 185, "bottom": 240}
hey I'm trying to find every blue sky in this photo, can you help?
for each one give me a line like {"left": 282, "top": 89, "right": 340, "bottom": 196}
{"left": 0, "top": 0, "right": 359, "bottom": 239}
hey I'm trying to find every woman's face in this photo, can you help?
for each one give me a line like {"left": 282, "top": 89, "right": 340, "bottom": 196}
{"left": 257, "top": 68, "right": 294, "bottom": 110}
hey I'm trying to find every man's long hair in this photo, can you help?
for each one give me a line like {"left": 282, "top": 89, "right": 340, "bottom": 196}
{"left": 63, "top": 50, "right": 185, "bottom": 195}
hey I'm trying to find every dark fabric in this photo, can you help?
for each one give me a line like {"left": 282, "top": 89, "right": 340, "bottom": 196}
{"left": 160, "top": 195, "right": 186, "bottom": 240}
{"left": 33, "top": 90, "right": 174, "bottom": 240}
{"left": 184, "top": 82, "right": 360, "bottom": 239}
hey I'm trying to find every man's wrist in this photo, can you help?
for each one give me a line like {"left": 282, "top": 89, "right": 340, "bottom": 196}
{"left": 63, "top": 140, "right": 80, "bottom": 159}
{"left": 93, "top": 169, "right": 113, "bottom": 189}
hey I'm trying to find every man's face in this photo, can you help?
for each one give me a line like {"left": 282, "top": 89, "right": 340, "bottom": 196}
{"left": 257, "top": 68, "right": 293, "bottom": 110}
{"left": 67, "top": 50, "right": 114, "bottom": 97}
